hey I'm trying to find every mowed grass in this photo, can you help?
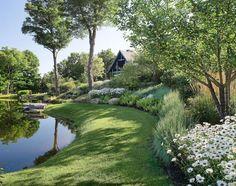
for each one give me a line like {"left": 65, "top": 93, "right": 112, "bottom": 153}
{"left": 1, "top": 103, "right": 171, "bottom": 186}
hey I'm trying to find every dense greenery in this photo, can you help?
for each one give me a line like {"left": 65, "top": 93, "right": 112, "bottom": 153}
{"left": 153, "top": 91, "right": 191, "bottom": 165}
{"left": 1, "top": 103, "right": 170, "bottom": 185}
{"left": 0, "top": 48, "right": 40, "bottom": 94}
{"left": 116, "top": 0, "right": 236, "bottom": 118}
{"left": 22, "top": 0, "right": 72, "bottom": 95}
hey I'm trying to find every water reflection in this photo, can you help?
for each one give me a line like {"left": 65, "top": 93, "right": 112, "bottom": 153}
{"left": 0, "top": 101, "right": 39, "bottom": 144}
{"left": 0, "top": 101, "right": 75, "bottom": 172}
{"left": 34, "top": 119, "right": 59, "bottom": 165}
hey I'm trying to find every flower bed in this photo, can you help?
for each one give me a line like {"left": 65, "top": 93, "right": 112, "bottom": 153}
{"left": 88, "top": 88, "right": 126, "bottom": 98}
{"left": 165, "top": 116, "right": 236, "bottom": 186}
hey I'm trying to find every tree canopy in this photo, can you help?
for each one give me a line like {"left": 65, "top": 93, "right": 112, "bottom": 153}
{"left": 0, "top": 48, "right": 40, "bottom": 94}
{"left": 116, "top": 0, "right": 236, "bottom": 118}
{"left": 22, "top": 0, "right": 72, "bottom": 95}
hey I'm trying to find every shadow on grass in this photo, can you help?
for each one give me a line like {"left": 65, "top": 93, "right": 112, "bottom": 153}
{"left": 3, "top": 103, "right": 169, "bottom": 186}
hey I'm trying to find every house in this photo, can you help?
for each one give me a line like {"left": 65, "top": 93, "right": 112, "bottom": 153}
{"left": 108, "top": 50, "right": 136, "bottom": 76}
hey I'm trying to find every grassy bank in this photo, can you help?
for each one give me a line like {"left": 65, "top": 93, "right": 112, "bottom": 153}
{"left": 1, "top": 103, "right": 170, "bottom": 186}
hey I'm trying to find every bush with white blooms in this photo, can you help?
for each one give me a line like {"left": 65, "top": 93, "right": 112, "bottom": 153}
{"left": 165, "top": 115, "right": 236, "bottom": 186}
{"left": 88, "top": 88, "right": 126, "bottom": 98}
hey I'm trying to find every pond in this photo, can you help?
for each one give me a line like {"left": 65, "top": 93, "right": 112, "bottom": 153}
{"left": 0, "top": 101, "right": 75, "bottom": 172}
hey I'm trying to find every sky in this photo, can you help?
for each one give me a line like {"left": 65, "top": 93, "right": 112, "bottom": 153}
{"left": 0, "top": 0, "right": 131, "bottom": 75}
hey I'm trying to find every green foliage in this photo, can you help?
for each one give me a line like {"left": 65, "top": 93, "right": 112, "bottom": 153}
{"left": 110, "top": 63, "right": 152, "bottom": 90}
{"left": 188, "top": 95, "right": 220, "bottom": 124}
{"left": 161, "top": 71, "right": 194, "bottom": 100}
{"left": 116, "top": 0, "right": 236, "bottom": 118}
{"left": 99, "top": 95, "right": 110, "bottom": 104}
{"left": 17, "top": 90, "right": 32, "bottom": 96}
{"left": 60, "top": 80, "right": 77, "bottom": 93}
{"left": 119, "top": 93, "right": 140, "bottom": 107}
{"left": 22, "top": 0, "right": 72, "bottom": 95}
{"left": 22, "top": 0, "right": 72, "bottom": 52}
{"left": 0, "top": 48, "right": 40, "bottom": 94}
{"left": 58, "top": 53, "right": 85, "bottom": 81}
{"left": 97, "top": 49, "right": 115, "bottom": 78}
{"left": 153, "top": 91, "right": 190, "bottom": 165}
{"left": 136, "top": 98, "right": 159, "bottom": 115}
{"left": 134, "top": 84, "right": 171, "bottom": 99}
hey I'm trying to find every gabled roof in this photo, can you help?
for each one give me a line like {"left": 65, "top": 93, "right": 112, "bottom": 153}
{"left": 120, "top": 50, "right": 136, "bottom": 62}
{"left": 108, "top": 50, "right": 136, "bottom": 73}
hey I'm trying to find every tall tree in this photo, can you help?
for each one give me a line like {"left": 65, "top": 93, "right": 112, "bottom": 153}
{"left": 22, "top": 0, "right": 72, "bottom": 95}
{"left": 116, "top": 0, "right": 236, "bottom": 118}
{"left": 97, "top": 49, "right": 115, "bottom": 79}
{"left": 65, "top": 0, "right": 118, "bottom": 89}
{"left": 58, "top": 53, "right": 85, "bottom": 81}
{"left": 0, "top": 48, "right": 41, "bottom": 94}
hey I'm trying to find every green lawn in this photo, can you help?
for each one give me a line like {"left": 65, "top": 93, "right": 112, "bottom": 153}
{"left": 1, "top": 103, "right": 171, "bottom": 186}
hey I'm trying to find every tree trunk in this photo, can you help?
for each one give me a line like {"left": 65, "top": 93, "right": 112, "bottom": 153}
{"left": 52, "top": 50, "right": 60, "bottom": 96}
{"left": 225, "top": 71, "right": 231, "bottom": 115}
{"left": 206, "top": 77, "right": 224, "bottom": 119}
{"left": 88, "top": 29, "right": 96, "bottom": 90}
{"left": 6, "top": 82, "right": 10, "bottom": 95}
{"left": 219, "top": 85, "right": 226, "bottom": 118}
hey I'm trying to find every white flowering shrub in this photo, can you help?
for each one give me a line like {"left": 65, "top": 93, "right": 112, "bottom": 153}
{"left": 88, "top": 88, "right": 126, "bottom": 98}
{"left": 166, "top": 115, "right": 236, "bottom": 186}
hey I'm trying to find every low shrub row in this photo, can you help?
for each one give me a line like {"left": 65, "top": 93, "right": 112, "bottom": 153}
{"left": 153, "top": 91, "right": 191, "bottom": 165}
{"left": 88, "top": 88, "right": 126, "bottom": 98}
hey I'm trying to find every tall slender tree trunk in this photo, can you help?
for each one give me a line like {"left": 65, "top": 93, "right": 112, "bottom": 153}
{"left": 88, "top": 28, "right": 96, "bottom": 90}
{"left": 52, "top": 50, "right": 60, "bottom": 96}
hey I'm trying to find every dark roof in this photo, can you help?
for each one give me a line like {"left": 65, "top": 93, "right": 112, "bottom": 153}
{"left": 108, "top": 50, "right": 136, "bottom": 73}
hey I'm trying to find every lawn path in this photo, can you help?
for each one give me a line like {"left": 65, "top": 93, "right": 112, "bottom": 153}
{"left": 2, "top": 103, "right": 171, "bottom": 186}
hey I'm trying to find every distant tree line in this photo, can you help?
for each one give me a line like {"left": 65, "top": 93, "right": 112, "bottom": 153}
{"left": 0, "top": 48, "right": 40, "bottom": 94}
{"left": 41, "top": 49, "right": 115, "bottom": 93}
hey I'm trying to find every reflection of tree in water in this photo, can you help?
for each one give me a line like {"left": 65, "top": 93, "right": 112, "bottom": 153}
{"left": 34, "top": 119, "right": 60, "bottom": 165}
{"left": 0, "top": 101, "right": 39, "bottom": 144}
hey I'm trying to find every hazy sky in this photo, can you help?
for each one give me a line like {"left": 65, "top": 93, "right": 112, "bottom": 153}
{"left": 0, "top": 1, "right": 131, "bottom": 74}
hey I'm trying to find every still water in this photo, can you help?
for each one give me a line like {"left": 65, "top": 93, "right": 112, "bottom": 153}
{"left": 0, "top": 101, "right": 75, "bottom": 172}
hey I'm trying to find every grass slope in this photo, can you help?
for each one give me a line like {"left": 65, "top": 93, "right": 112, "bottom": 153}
{"left": 2, "top": 103, "right": 170, "bottom": 186}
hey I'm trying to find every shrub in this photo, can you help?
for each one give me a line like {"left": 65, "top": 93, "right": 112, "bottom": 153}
{"left": 153, "top": 91, "right": 191, "bottom": 165}
{"left": 166, "top": 116, "right": 236, "bottom": 186}
{"left": 188, "top": 95, "right": 220, "bottom": 124}
{"left": 161, "top": 71, "right": 194, "bottom": 100}
{"left": 78, "top": 83, "right": 90, "bottom": 95}
{"left": 136, "top": 97, "right": 159, "bottom": 115}
{"left": 17, "top": 90, "right": 32, "bottom": 96}
{"left": 88, "top": 88, "right": 126, "bottom": 99}
{"left": 109, "top": 63, "right": 153, "bottom": 90}
{"left": 134, "top": 84, "right": 171, "bottom": 99}
{"left": 99, "top": 95, "right": 110, "bottom": 104}
{"left": 17, "top": 90, "right": 32, "bottom": 102}
{"left": 60, "top": 81, "right": 77, "bottom": 93}
{"left": 119, "top": 93, "right": 140, "bottom": 107}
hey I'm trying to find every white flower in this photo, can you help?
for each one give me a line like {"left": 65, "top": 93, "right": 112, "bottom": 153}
{"left": 206, "top": 168, "right": 213, "bottom": 174}
{"left": 187, "top": 168, "right": 193, "bottom": 173}
{"left": 171, "top": 157, "right": 177, "bottom": 162}
{"left": 167, "top": 149, "right": 172, "bottom": 154}
{"left": 196, "top": 174, "right": 205, "bottom": 183}
{"left": 216, "top": 180, "right": 227, "bottom": 186}
{"left": 189, "top": 178, "right": 195, "bottom": 183}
